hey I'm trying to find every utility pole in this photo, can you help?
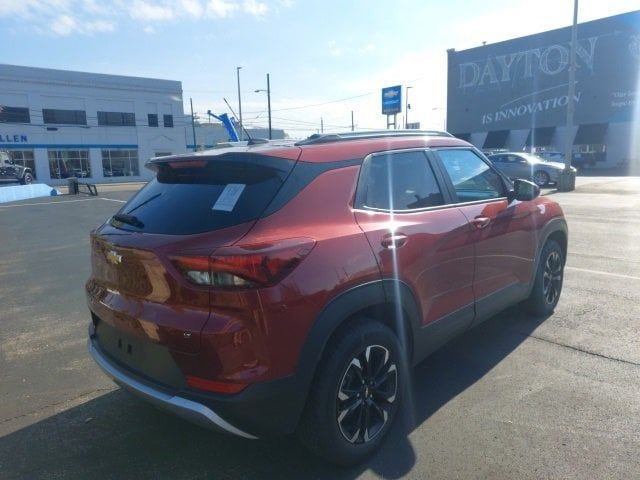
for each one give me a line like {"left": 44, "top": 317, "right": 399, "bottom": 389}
{"left": 266, "top": 73, "right": 272, "bottom": 140}
{"left": 255, "top": 74, "right": 272, "bottom": 139}
{"left": 321, "top": 117, "right": 324, "bottom": 133}
{"left": 189, "top": 98, "right": 197, "bottom": 151}
{"left": 405, "top": 86, "right": 412, "bottom": 129}
{"left": 560, "top": 0, "right": 578, "bottom": 191}
{"left": 351, "top": 111, "right": 354, "bottom": 131}
{"left": 236, "top": 66, "right": 243, "bottom": 141}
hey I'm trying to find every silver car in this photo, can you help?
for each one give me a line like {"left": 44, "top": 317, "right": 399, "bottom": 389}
{"left": 487, "top": 152, "right": 576, "bottom": 187}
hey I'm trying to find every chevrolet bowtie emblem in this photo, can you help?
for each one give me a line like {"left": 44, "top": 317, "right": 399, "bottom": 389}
{"left": 106, "top": 250, "right": 122, "bottom": 265}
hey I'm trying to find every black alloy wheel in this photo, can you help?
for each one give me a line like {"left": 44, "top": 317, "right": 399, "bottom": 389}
{"left": 524, "top": 239, "right": 564, "bottom": 316}
{"left": 297, "top": 319, "right": 404, "bottom": 466}
{"left": 542, "top": 250, "right": 563, "bottom": 306}
{"left": 336, "top": 345, "right": 397, "bottom": 444}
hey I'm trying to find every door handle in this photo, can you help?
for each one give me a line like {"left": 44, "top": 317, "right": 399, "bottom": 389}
{"left": 472, "top": 217, "right": 491, "bottom": 229}
{"left": 381, "top": 233, "right": 408, "bottom": 249}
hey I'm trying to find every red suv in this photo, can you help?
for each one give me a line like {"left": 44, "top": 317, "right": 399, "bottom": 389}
{"left": 87, "top": 131, "right": 567, "bottom": 465}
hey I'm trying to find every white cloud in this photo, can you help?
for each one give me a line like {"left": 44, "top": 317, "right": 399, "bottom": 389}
{"left": 0, "top": 0, "right": 288, "bottom": 35}
{"left": 49, "top": 13, "right": 115, "bottom": 35}
{"left": 128, "top": 0, "right": 175, "bottom": 22}
{"left": 143, "top": 25, "right": 156, "bottom": 34}
{"left": 178, "top": 0, "right": 205, "bottom": 17}
{"left": 205, "top": 0, "right": 239, "bottom": 18}
{"left": 243, "top": 0, "right": 268, "bottom": 16}
{"left": 50, "top": 13, "right": 76, "bottom": 36}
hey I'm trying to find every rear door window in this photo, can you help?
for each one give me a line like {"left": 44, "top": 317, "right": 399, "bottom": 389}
{"left": 355, "top": 150, "right": 444, "bottom": 211}
{"left": 113, "top": 155, "right": 294, "bottom": 235}
{"left": 435, "top": 149, "right": 506, "bottom": 203}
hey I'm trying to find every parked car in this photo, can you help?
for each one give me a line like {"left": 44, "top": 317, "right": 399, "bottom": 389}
{"left": 86, "top": 131, "right": 568, "bottom": 465}
{"left": 0, "top": 151, "right": 34, "bottom": 185}
{"left": 535, "top": 150, "right": 565, "bottom": 162}
{"left": 487, "top": 151, "right": 576, "bottom": 186}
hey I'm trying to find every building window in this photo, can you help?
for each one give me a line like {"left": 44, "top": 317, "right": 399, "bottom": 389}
{"left": 98, "top": 111, "right": 136, "bottom": 127}
{"left": 101, "top": 149, "right": 140, "bottom": 177}
{"left": 163, "top": 114, "right": 174, "bottom": 128}
{"left": 0, "top": 106, "right": 30, "bottom": 124}
{"left": 148, "top": 113, "right": 158, "bottom": 127}
{"left": 8, "top": 150, "right": 36, "bottom": 178}
{"left": 48, "top": 150, "right": 91, "bottom": 179}
{"left": 43, "top": 109, "right": 87, "bottom": 125}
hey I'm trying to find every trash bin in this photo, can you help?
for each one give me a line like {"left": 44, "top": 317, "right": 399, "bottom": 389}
{"left": 67, "top": 177, "right": 79, "bottom": 195}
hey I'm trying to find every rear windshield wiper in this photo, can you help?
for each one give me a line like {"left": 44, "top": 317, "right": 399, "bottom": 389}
{"left": 126, "top": 192, "right": 163, "bottom": 215}
{"left": 112, "top": 213, "right": 144, "bottom": 228}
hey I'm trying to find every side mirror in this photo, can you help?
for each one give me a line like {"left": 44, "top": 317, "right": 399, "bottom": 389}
{"left": 509, "top": 178, "right": 540, "bottom": 202}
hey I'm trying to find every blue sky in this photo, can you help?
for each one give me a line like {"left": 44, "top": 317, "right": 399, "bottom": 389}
{"left": 1, "top": 0, "right": 638, "bottom": 137}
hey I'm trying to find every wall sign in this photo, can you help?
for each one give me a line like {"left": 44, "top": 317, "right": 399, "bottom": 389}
{"left": 0, "top": 134, "right": 28, "bottom": 143}
{"left": 447, "top": 11, "right": 640, "bottom": 133}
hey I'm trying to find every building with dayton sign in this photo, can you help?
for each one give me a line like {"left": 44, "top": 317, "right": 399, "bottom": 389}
{"left": 0, "top": 64, "right": 283, "bottom": 185}
{"left": 446, "top": 10, "right": 640, "bottom": 169}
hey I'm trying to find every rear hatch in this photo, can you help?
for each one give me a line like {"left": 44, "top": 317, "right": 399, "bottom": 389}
{"left": 88, "top": 149, "right": 300, "bottom": 360}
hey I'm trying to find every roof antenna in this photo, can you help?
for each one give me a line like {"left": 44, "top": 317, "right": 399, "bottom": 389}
{"left": 223, "top": 97, "right": 254, "bottom": 143}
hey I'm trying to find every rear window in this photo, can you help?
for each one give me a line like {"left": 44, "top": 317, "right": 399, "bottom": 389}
{"left": 112, "top": 155, "right": 294, "bottom": 235}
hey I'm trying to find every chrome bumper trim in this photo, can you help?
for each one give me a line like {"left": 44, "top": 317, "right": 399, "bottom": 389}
{"left": 88, "top": 339, "right": 258, "bottom": 440}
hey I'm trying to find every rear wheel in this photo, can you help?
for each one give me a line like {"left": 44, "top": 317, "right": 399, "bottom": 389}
{"left": 525, "top": 239, "right": 564, "bottom": 316}
{"left": 297, "top": 319, "right": 404, "bottom": 466}
{"left": 20, "top": 172, "right": 33, "bottom": 185}
{"left": 533, "top": 170, "right": 550, "bottom": 187}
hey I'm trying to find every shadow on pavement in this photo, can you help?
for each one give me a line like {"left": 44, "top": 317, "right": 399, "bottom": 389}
{"left": 0, "top": 307, "right": 548, "bottom": 480}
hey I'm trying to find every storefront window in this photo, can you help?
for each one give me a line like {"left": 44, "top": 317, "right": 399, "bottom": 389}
{"left": 101, "top": 149, "right": 140, "bottom": 177}
{"left": 48, "top": 150, "right": 91, "bottom": 179}
{"left": 8, "top": 150, "right": 36, "bottom": 178}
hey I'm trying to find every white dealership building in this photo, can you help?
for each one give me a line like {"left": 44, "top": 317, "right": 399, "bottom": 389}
{"left": 0, "top": 64, "right": 284, "bottom": 185}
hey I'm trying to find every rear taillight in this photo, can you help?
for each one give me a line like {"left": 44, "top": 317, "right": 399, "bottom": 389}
{"left": 170, "top": 237, "right": 315, "bottom": 289}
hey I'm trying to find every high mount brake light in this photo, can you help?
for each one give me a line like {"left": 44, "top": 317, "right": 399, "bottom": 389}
{"left": 167, "top": 160, "right": 206, "bottom": 169}
{"left": 170, "top": 238, "right": 315, "bottom": 289}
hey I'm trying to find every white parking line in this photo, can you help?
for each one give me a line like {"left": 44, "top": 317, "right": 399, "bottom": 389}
{"left": 0, "top": 196, "right": 126, "bottom": 208}
{"left": 0, "top": 198, "right": 98, "bottom": 208}
{"left": 566, "top": 266, "right": 640, "bottom": 281}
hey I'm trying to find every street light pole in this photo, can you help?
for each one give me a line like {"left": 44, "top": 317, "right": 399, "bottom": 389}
{"left": 236, "top": 66, "right": 243, "bottom": 141}
{"left": 405, "top": 86, "right": 412, "bottom": 128}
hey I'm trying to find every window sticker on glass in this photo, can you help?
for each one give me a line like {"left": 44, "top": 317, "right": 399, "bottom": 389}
{"left": 212, "top": 183, "right": 246, "bottom": 211}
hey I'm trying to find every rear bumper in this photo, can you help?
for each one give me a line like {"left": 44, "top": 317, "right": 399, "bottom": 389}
{"left": 88, "top": 339, "right": 258, "bottom": 439}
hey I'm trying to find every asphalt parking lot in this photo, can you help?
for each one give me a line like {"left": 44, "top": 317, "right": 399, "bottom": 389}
{"left": 1, "top": 177, "right": 639, "bottom": 479}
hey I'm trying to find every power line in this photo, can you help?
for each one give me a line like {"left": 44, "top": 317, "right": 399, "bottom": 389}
{"left": 242, "top": 92, "right": 374, "bottom": 114}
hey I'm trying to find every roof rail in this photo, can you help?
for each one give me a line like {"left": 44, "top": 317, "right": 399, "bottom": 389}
{"left": 294, "top": 130, "right": 452, "bottom": 146}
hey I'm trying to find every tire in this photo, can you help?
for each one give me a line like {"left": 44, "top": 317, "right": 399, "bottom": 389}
{"left": 533, "top": 170, "right": 550, "bottom": 187}
{"left": 525, "top": 239, "right": 564, "bottom": 316}
{"left": 297, "top": 318, "right": 405, "bottom": 466}
{"left": 20, "top": 172, "right": 33, "bottom": 185}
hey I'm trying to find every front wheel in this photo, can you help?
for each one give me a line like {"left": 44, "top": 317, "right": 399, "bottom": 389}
{"left": 525, "top": 239, "right": 564, "bottom": 316}
{"left": 533, "top": 170, "right": 550, "bottom": 187}
{"left": 297, "top": 319, "right": 405, "bottom": 466}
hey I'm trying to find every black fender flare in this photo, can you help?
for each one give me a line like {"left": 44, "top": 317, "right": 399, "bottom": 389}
{"left": 295, "top": 279, "right": 422, "bottom": 391}
{"left": 528, "top": 216, "right": 568, "bottom": 295}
